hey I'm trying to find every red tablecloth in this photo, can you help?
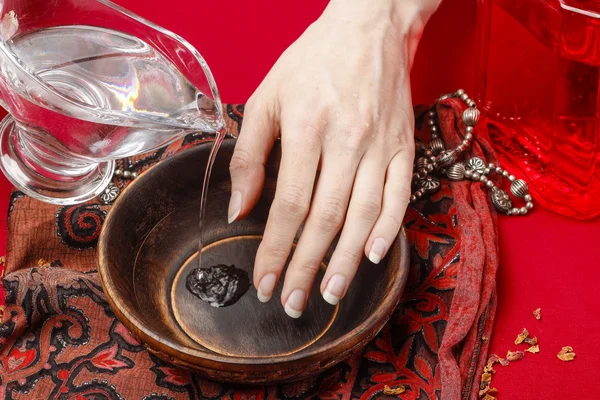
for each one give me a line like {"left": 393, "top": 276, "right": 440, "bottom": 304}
{"left": 0, "top": 1, "right": 598, "bottom": 398}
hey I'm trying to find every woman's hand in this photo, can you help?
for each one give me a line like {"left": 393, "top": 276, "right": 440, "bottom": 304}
{"left": 228, "top": 0, "right": 441, "bottom": 318}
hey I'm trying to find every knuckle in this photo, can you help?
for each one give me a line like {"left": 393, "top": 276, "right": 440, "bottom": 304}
{"left": 293, "top": 259, "right": 321, "bottom": 278}
{"left": 277, "top": 182, "right": 311, "bottom": 218}
{"left": 395, "top": 183, "right": 412, "bottom": 206}
{"left": 260, "top": 239, "right": 291, "bottom": 261}
{"left": 229, "top": 149, "right": 252, "bottom": 174}
{"left": 338, "top": 246, "right": 362, "bottom": 265}
{"left": 356, "top": 190, "right": 382, "bottom": 222}
{"left": 313, "top": 195, "right": 346, "bottom": 233}
{"left": 381, "top": 212, "right": 403, "bottom": 232}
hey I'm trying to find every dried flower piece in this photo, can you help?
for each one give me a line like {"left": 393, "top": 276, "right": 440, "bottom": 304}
{"left": 524, "top": 336, "right": 538, "bottom": 346}
{"left": 482, "top": 335, "right": 488, "bottom": 342}
{"left": 481, "top": 372, "right": 492, "bottom": 384}
{"left": 533, "top": 308, "right": 541, "bottom": 320}
{"left": 383, "top": 385, "right": 405, "bottom": 395}
{"left": 557, "top": 346, "right": 576, "bottom": 361}
{"left": 486, "top": 353, "right": 509, "bottom": 367}
{"left": 506, "top": 350, "right": 525, "bottom": 362}
{"left": 514, "top": 328, "right": 529, "bottom": 345}
{"left": 526, "top": 345, "right": 540, "bottom": 354}
{"left": 482, "top": 394, "right": 497, "bottom": 400}
{"left": 0, "top": 11, "right": 18, "bottom": 40}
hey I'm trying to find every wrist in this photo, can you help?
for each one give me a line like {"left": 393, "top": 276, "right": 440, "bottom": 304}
{"left": 324, "top": 0, "right": 441, "bottom": 38}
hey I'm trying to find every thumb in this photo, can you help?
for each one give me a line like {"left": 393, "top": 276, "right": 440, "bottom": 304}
{"left": 228, "top": 97, "right": 278, "bottom": 223}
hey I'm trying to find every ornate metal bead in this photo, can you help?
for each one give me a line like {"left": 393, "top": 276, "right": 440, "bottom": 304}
{"left": 114, "top": 169, "right": 123, "bottom": 177}
{"left": 419, "top": 177, "right": 441, "bottom": 193}
{"left": 491, "top": 188, "right": 513, "bottom": 214}
{"left": 430, "top": 138, "right": 445, "bottom": 155}
{"left": 466, "top": 157, "right": 486, "bottom": 174}
{"left": 123, "top": 171, "right": 132, "bottom": 179}
{"left": 446, "top": 163, "right": 466, "bottom": 181}
{"left": 436, "top": 150, "right": 457, "bottom": 167}
{"left": 416, "top": 157, "right": 428, "bottom": 171}
{"left": 99, "top": 183, "right": 120, "bottom": 204}
{"left": 510, "top": 179, "right": 528, "bottom": 197}
{"left": 463, "top": 107, "right": 480, "bottom": 126}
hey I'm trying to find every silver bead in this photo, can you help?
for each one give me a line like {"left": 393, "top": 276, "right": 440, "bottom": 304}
{"left": 437, "top": 150, "right": 457, "bottom": 167}
{"left": 430, "top": 138, "right": 445, "bottom": 155}
{"left": 480, "top": 175, "right": 488, "bottom": 183}
{"left": 465, "top": 170, "right": 473, "bottom": 179}
{"left": 468, "top": 100, "right": 477, "bottom": 108}
{"left": 495, "top": 167, "right": 503, "bottom": 174}
{"left": 510, "top": 179, "right": 529, "bottom": 198}
{"left": 466, "top": 157, "right": 486, "bottom": 173}
{"left": 446, "top": 163, "right": 466, "bottom": 181}
{"left": 431, "top": 126, "right": 438, "bottom": 133}
{"left": 98, "top": 183, "right": 120, "bottom": 204}
{"left": 462, "top": 140, "right": 469, "bottom": 147}
{"left": 466, "top": 126, "right": 474, "bottom": 133}
{"left": 511, "top": 207, "right": 520, "bottom": 215}
{"left": 472, "top": 172, "right": 481, "bottom": 180}
{"left": 460, "top": 93, "right": 469, "bottom": 102}
{"left": 524, "top": 194, "right": 532, "bottom": 202}
{"left": 502, "top": 171, "right": 509, "bottom": 177}
{"left": 114, "top": 169, "right": 123, "bottom": 176}
{"left": 491, "top": 188, "right": 513, "bottom": 214}
{"left": 520, "top": 207, "right": 528, "bottom": 215}
{"left": 426, "top": 164, "right": 434, "bottom": 172}
{"left": 410, "top": 195, "right": 417, "bottom": 203}
{"left": 430, "top": 156, "right": 437, "bottom": 163}
{"left": 486, "top": 180, "right": 494, "bottom": 188}
{"left": 131, "top": 172, "right": 138, "bottom": 179}
{"left": 484, "top": 168, "right": 491, "bottom": 175}
{"left": 488, "top": 163, "right": 495, "bottom": 169}
{"left": 416, "top": 157, "right": 428, "bottom": 171}
{"left": 508, "top": 174, "right": 516, "bottom": 182}
{"left": 465, "top": 133, "right": 473, "bottom": 140}
{"left": 428, "top": 119, "right": 436, "bottom": 126}
{"left": 457, "top": 89, "right": 465, "bottom": 96}
{"left": 123, "top": 171, "right": 132, "bottom": 179}
{"left": 462, "top": 108, "right": 481, "bottom": 126}
{"left": 431, "top": 134, "right": 439, "bottom": 139}
{"left": 420, "top": 177, "right": 441, "bottom": 193}
{"left": 526, "top": 201, "right": 534, "bottom": 210}
{"left": 428, "top": 111, "right": 435, "bottom": 117}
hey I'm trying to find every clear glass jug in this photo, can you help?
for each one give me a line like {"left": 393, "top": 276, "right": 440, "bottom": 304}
{"left": 0, "top": 0, "right": 223, "bottom": 204}
{"left": 475, "top": 0, "right": 600, "bottom": 219}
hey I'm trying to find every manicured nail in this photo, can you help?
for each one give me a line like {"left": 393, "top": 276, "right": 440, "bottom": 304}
{"left": 323, "top": 274, "right": 347, "bottom": 305}
{"left": 368, "top": 238, "right": 387, "bottom": 264}
{"left": 257, "top": 273, "right": 276, "bottom": 303}
{"left": 228, "top": 191, "right": 242, "bottom": 224}
{"left": 284, "top": 289, "right": 306, "bottom": 319}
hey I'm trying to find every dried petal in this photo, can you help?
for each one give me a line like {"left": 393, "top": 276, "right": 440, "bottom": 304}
{"left": 487, "top": 353, "right": 508, "bottom": 367}
{"left": 557, "top": 346, "right": 576, "bottom": 361}
{"left": 483, "top": 364, "right": 495, "bottom": 374}
{"left": 483, "top": 394, "right": 497, "bottom": 400}
{"left": 481, "top": 335, "right": 488, "bottom": 342}
{"left": 514, "top": 328, "right": 529, "bottom": 345}
{"left": 481, "top": 372, "right": 493, "bottom": 384}
{"left": 506, "top": 350, "right": 525, "bottom": 362}
{"left": 526, "top": 345, "right": 540, "bottom": 354}
{"left": 533, "top": 308, "right": 541, "bottom": 320}
{"left": 0, "top": 10, "right": 18, "bottom": 40}
{"left": 383, "top": 385, "right": 406, "bottom": 395}
{"left": 479, "top": 387, "right": 491, "bottom": 397}
{"left": 524, "top": 336, "right": 538, "bottom": 346}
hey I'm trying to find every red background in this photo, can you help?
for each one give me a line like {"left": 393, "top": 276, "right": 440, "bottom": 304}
{"left": 0, "top": 1, "right": 598, "bottom": 398}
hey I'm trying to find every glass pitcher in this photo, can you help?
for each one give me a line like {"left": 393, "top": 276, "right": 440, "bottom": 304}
{"left": 0, "top": 0, "right": 223, "bottom": 204}
{"left": 475, "top": 0, "right": 600, "bottom": 220}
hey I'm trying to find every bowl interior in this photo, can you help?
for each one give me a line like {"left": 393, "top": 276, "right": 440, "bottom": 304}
{"left": 99, "top": 139, "right": 408, "bottom": 367}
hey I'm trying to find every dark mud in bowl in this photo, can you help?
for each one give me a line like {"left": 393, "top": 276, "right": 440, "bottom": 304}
{"left": 98, "top": 139, "right": 409, "bottom": 384}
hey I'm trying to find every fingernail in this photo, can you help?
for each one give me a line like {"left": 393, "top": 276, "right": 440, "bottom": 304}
{"left": 284, "top": 289, "right": 306, "bottom": 319}
{"left": 368, "top": 238, "right": 387, "bottom": 264}
{"left": 323, "top": 274, "right": 347, "bottom": 305}
{"left": 228, "top": 191, "right": 242, "bottom": 224}
{"left": 257, "top": 273, "right": 276, "bottom": 303}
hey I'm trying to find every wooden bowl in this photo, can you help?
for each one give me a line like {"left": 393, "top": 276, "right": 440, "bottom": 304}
{"left": 98, "top": 139, "right": 409, "bottom": 384}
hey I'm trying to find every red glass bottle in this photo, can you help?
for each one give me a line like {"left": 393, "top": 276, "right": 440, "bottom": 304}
{"left": 475, "top": 0, "right": 600, "bottom": 219}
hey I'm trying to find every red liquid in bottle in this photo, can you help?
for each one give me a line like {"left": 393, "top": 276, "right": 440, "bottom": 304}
{"left": 476, "top": 0, "right": 600, "bottom": 219}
